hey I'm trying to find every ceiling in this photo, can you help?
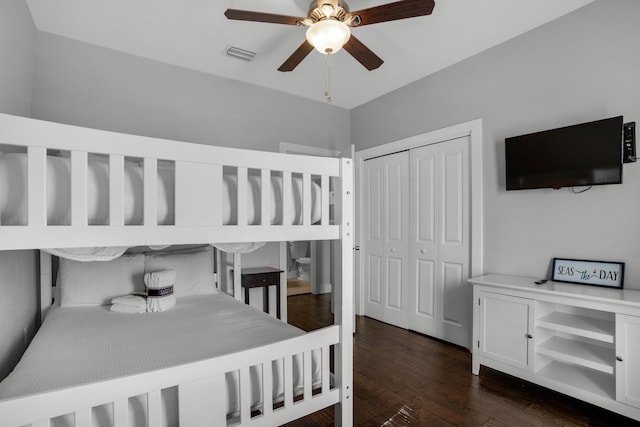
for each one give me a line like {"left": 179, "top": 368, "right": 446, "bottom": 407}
{"left": 26, "top": 0, "right": 595, "bottom": 109}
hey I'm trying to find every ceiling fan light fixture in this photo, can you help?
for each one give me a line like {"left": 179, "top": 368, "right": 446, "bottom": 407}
{"left": 306, "top": 19, "right": 351, "bottom": 54}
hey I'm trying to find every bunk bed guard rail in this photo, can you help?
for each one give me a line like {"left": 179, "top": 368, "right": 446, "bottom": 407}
{"left": 0, "top": 327, "right": 340, "bottom": 427}
{"left": 0, "top": 113, "right": 341, "bottom": 250}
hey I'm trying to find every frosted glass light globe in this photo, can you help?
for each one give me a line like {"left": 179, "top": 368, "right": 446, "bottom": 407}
{"left": 306, "top": 20, "right": 351, "bottom": 54}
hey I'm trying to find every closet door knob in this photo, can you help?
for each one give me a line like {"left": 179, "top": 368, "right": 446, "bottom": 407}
{"left": 390, "top": 248, "right": 396, "bottom": 252}
{"left": 526, "top": 334, "right": 533, "bottom": 339}
{"left": 617, "top": 356, "right": 623, "bottom": 362}
{"left": 421, "top": 249, "right": 427, "bottom": 254}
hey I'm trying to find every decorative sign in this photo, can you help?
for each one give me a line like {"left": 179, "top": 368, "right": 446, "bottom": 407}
{"left": 552, "top": 258, "right": 625, "bottom": 289}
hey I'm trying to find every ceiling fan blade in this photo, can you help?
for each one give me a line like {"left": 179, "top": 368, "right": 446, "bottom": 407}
{"left": 278, "top": 40, "right": 315, "bottom": 72}
{"left": 347, "top": 0, "right": 435, "bottom": 27}
{"left": 343, "top": 35, "right": 384, "bottom": 71}
{"left": 224, "top": 9, "right": 304, "bottom": 26}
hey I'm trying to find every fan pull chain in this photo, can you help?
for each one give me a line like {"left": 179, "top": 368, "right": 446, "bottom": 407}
{"left": 324, "top": 54, "right": 332, "bottom": 103}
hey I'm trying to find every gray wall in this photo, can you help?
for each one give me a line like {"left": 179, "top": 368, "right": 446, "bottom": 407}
{"left": 0, "top": 0, "right": 39, "bottom": 381}
{"left": 33, "top": 33, "right": 350, "bottom": 153}
{"left": 351, "top": 0, "right": 640, "bottom": 288}
{"left": 0, "top": 0, "right": 35, "bottom": 116}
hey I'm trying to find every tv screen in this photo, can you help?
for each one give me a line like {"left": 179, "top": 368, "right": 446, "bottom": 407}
{"left": 505, "top": 116, "right": 623, "bottom": 190}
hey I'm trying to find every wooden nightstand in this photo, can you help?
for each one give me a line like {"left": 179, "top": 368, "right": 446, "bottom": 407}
{"left": 240, "top": 267, "right": 284, "bottom": 319}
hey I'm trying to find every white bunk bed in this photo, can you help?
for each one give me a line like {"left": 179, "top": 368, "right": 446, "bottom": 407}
{"left": 0, "top": 113, "right": 354, "bottom": 427}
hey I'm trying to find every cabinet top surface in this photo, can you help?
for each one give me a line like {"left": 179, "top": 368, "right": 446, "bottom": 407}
{"left": 469, "top": 274, "right": 640, "bottom": 307}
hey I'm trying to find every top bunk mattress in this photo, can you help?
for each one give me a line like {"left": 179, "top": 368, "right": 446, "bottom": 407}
{"left": 0, "top": 153, "right": 321, "bottom": 226}
{"left": 0, "top": 293, "right": 306, "bottom": 400}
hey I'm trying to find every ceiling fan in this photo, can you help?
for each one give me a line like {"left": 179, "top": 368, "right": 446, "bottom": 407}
{"left": 224, "top": 0, "right": 435, "bottom": 72}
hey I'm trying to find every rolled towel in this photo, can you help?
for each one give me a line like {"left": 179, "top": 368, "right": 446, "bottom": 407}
{"left": 144, "top": 269, "right": 176, "bottom": 288}
{"left": 111, "top": 293, "right": 147, "bottom": 310}
{"left": 145, "top": 269, "right": 177, "bottom": 313}
{"left": 110, "top": 304, "right": 145, "bottom": 314}
{"left": 147, "top": 293, "right": 176, "bottom": 313}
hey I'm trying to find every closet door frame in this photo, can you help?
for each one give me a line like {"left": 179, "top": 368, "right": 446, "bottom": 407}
{"left": 354, "top": 120, "right": 484, "bottom": 328}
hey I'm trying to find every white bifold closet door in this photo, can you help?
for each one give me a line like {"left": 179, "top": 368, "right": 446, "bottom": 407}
{"left": 363, "top": 136, "right": 471, "bottom": 347}
{"left": 408, "top": 137, "right": 470, "bottom": 347}
{"left": 363, "top": 151, "right": 410, "bottom": 329}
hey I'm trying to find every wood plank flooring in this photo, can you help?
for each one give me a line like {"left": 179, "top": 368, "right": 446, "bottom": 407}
{"left": 287, "top": 278, "right": 312, "bottom": 296}
{"left": 285, "top": 293, "right": 639, "bottom": 427}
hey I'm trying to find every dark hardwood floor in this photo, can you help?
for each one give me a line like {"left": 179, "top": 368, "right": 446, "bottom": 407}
{"left": 285, "top": 293, "right": 640, "bottom": 427}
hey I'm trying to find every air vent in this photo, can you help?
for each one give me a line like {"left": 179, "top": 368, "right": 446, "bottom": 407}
{"left": 225, "top": 46, "right": 257, "bottom": 61}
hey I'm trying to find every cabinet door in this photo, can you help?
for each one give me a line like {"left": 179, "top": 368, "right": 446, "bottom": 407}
{"left": 478, "top": 292, "right": 534, "bottom": 371}
{"left": 616, "top": 314, "right": 640, "bottom": 408}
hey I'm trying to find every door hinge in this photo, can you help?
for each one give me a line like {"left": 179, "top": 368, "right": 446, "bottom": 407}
{"left": 478, "top": 298, "right": 480, "bottom": 306}
{"left": 477, "top": 340, "right": 480, "bottom": 348}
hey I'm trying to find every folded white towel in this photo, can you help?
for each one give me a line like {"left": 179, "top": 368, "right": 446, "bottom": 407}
{"left": 145, "top": 269, "right": 177, "bottom": 313}
{"left": 147, "top": 294, "right": 176, "bottom": 313}
{"left": 144, "top": 269, "right": 176, "bottom": 288}
{"left": 111, "top": 294, "right": 147, "bottom": 310}
{"left": 110, "top": 304, "right": 145, "bottom": 314}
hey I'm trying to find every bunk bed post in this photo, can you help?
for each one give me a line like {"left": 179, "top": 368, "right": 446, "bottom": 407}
{"left": 335, "top": 158, "right": 354, "bottom": 426}
{"left": 39, "top": 251, "right": 53, "bottom": 323}
{"left": 233, "top": 253, "right": 242, "bottom": 301}
{"left": 279, "top": 241, "right": 288, "bottom": 322}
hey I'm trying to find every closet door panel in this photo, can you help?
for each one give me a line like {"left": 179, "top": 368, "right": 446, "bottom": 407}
{"left": 441, "top": 261, "right": 465, "bottom": 325}
{"left": 368, "top": 255, "right": 382, "bottom": 305}
{"left": 386, "top": 160, "right": 405, "bottom": 243}
{"left": 409, "top": 144, "right": 438, "bottom": 335}
{"left": 437, "top": 137, "right": 471, "bottom": 348}
{"left": 416, "top": 260, "right": 435, "bottom": 319}
{"left": 367, "top": 165, "right": 383, "bottom": 242}
{"left": 383, "top": 152, "right": 410, "bottom": 328}
{"left": 441, "top": 149, "right": 464, "bottom": 245}
{"left": 387, "top": 257, "right": 404, "bottom": 310}
{"left": 363, "top": 157, "right": 385, "bottom": 322}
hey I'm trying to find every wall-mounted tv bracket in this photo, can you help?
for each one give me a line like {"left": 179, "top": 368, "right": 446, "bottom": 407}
{"left": 623, "top": 121, "right": 636, "bottom": 163}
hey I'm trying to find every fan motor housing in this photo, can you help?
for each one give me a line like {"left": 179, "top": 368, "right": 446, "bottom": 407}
{"left": 308, "top": 1, "right": 350, "bottom": 23}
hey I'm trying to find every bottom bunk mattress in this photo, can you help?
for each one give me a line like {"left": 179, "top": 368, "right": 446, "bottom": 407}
{"left": 0, "top": 293, "right": 320, "bottom": 426}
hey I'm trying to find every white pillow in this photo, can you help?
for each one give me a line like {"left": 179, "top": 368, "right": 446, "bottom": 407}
{"left": 144, "top": 245, "right": 216, "bottom": 297}
{"left": 58, "top": 253, "right": 145, "bottom": 307}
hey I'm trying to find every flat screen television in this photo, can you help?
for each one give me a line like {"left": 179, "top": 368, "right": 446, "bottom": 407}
{"left": 505, "top": 116, "right": 623, "bottom": 190}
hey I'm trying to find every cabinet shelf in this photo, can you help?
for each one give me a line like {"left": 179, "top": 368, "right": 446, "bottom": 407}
{"left": 537, "top": 336, "right": 615, "bottom": 374}
{"left": 537, "top": 360, "right": 615, "bottom": 400}
{"left": 537, "top": 311, "right": 614, "bottom": 343}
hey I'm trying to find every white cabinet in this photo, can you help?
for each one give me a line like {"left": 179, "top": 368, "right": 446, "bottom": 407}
{"left": 477, "top": 292, "right": 534, "bottom": 372}
{"left": 470, "top": 274, "right": 640, "bottom": 421}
